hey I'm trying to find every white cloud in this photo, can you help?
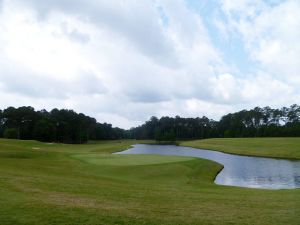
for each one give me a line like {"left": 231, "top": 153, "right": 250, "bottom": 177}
{"left": 221, "top": 0, "right": 300, "bottom": 83}
{"left": 221, "top": 0, "right": 267, "bottom": 17}
{"left": 0, "top": 0, "right": 299, "bottom": 128}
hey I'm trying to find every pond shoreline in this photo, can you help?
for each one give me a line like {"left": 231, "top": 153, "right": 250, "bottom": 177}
{"left": 145, "top": 142, "right": 300, "bottom": 161}
{"left": 179, "top": 144, "right": 300, "bottom": 161}
{"left": 117, "top": 144, "right": 300, "bottom": 190}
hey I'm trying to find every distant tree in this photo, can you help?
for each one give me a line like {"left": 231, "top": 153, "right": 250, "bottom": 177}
{"left": 33, "top": 119, "right": 55, "bottom": 142}
{"left": 154, "top": 128, "right": 162, "bottom": 141}
{"left": 3, "top": 128, "right": 18, "bottom": 139}
{"left": 2, "top": 104, "right": 300, "bottom": 143}
{"left": 163, "top": 129, "right": 176, "bottom": 142}
{"left": 0, "top": 109, "right": 4, "bottom": 137}
{"left": 0, "top": 106, "right": 128, "bottom": 144}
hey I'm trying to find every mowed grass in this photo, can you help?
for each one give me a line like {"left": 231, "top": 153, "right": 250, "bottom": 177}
{"left": 0, "top": 138, "right": 299, "bottom": 225}
{"left": 181, "top": 137, "right": 300, "bottom": 159}
{"left": 73, "top": 154, "right": 194, "bottom": 166}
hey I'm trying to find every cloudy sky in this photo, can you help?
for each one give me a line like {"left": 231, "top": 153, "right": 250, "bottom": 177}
{"left": 0, "top": 0, "right": 299, "bottom": 128}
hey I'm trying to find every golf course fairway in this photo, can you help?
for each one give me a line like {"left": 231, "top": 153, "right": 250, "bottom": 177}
{"left": 0, "top": 138, "right": 299, "bottom": 225}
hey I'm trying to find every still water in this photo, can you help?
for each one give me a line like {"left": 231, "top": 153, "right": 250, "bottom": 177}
{"left": 116, "top": 144, "right": 300, "bottom": 190}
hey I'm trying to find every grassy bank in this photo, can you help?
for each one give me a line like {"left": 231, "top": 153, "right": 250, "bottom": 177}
{"left": 0, "top": 138, "right": 299, "bottom": 225}
{"left": 181, "top": 138, "right": 300, "bottom": 159}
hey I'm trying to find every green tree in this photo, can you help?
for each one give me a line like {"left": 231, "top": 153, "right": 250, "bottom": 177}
{"left": 33, "top": 119, "right": 55, "bottom": 142}
{"left": 3, "top": 128, "right": 18, "bottom": 139}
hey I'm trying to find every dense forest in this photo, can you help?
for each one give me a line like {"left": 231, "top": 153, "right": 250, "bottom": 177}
{"left": 1, "top": 105, "right": 300, "bottom": 143}
{"left": 0, "top": 106, "right": 129, "bottom": 143}
{"left": 130, "top": 104, "right": 300, "bottom": 140}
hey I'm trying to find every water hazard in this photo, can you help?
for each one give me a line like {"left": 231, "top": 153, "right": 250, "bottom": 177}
{"left": 116, "top": 144, "right": 300, "bottom": 190}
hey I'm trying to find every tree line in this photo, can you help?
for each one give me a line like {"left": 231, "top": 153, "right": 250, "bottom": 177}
{"left": 0, "top": 106, "right": 129, "bottom": 143}
{"left": 129, "top": 104, "right": 300, "bottom": 141}
{"left": 1, "top": 105, "right": 300, "bottom": 143}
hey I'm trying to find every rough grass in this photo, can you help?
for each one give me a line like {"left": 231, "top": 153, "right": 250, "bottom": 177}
{"left": 0, "top": 138, "right": 299, "bottom": 225}
{"left": 181, "top": 137, "right": 300, "bottom": 159}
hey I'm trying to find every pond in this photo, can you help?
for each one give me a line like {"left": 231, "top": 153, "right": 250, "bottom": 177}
{"left": 116, "top": 144, "right": 300, "bottom": 190}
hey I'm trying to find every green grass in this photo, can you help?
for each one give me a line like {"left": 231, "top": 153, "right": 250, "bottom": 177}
{"left": 0, "top": 138, "right": 299, "bottom": 225}
{"left": 181, "top": 137, "right": 300, "bottom": 159}
{"left": 73, "top": 154, "right": 194, "bottom": 166}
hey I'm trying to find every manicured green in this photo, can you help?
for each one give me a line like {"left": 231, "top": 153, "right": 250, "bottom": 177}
{"left": 181, "top": 137, "right": 300, "bottom": 159}
{"left": 0, "top": 138, "right": 299, "bottom": 225}
{"left": 73, "top": 154, "right": 194, "bottom": 166}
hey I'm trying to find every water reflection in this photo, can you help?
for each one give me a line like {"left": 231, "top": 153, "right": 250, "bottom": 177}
{"left": 116, "top": 144, "right": 300, "bottom": 190}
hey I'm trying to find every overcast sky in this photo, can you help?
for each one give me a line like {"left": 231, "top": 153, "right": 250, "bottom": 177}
{"left": 0, "top": 0, "right": 299, "bottom": 129}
